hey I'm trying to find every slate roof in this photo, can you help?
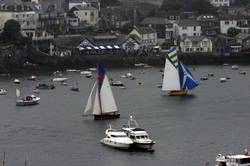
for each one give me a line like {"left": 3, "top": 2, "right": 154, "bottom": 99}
{"left": 0, "top": 0, "right": 40, "bottom": 12}
{"left": 178, "top": 19, "right": 200, "bottom": 26}
{"left": 140, "top": 17, "right": 169, "bottom": 25}
{"left": 183, "top": 36, "right": 208, "bottom": 42}
{"left": 53, "top": 34, "right": 127, "bottom": 48}
{"left": 73, "top": 5, "right": 97, "bottom": 10}
{"left": 235, "top": 33, "right": 250, "bottom": 41}
{"left": 197, "top": 15, "right": 218, "bottom": 21}
{"left": 134, "top": 26, "right": 156, "bottom": 34}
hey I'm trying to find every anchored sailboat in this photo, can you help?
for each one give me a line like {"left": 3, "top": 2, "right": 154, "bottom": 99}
{"left": 162, "top": 47, "right": 198, "bottom": 96}
{"left": 83, "top": 64, "right": 120, "bottom": 120}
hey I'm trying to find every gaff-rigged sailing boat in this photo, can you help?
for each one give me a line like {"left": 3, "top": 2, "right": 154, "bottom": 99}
{"left": 84, "top": 64, "right": 120, "bottom": 120}
{"left": 162, "top": 47, "right": 198, "bottom": 96}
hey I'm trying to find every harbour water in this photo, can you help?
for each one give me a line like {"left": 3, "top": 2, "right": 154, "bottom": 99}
{"left": 0, "top": 65, "right": 250, "bottom": 166}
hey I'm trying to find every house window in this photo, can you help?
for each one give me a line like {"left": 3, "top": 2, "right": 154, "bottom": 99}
{"left": 85, "top": 12, "right": 87, "bottom": 16}
{"left": 183, "top": 33, "right": 187, "bottom": 37}
{"left": 186, "top": 48, "right": 189, "bottom": 52}
{"left": 194, "top": 26, "right": 196, "bottom": 31}
{"left": 182, "top": 26, "right": 187, "bottom": 30}
{"left": 193, "top": 33, "right": 196, "bottom": 36}
{"left": 225, "top": 21, "right": 229, "bottom": 25}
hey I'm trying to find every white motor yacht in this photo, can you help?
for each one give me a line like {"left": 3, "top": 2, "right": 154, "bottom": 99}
{"left": 215, "top": 151, "right": 250, "bottom": 166}
{"left": 100, "top": 127, "right": 133, "bottom": 150}
{"left": 122, "top": 116, "right": 155, "bottom": 150}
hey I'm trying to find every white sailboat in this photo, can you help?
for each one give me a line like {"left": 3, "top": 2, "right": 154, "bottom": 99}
{"left": 83, "top": 64, "right": 120, "bottom": 120}
{"left": 162, "top": 47, "right": 198, "bottom": 96}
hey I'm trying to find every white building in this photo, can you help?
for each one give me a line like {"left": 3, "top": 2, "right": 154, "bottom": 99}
{"left": 0, "top": 0, "right": 40, "bottom": 37}
{"left": 176, "top": 19, "right": 201, "bottom": 40}
{"left": 128, "top": 26, "right": 157, "bottom": 47}
{"left": 209, "top": 0, "right": 230, "bottom": 7}
{"left": 180, "top": 36, "right": 213, "bottom": 53}
{"left": 220, "top": 15, "right": 250, "bottom": 34}
{"left": 69, "top": 0, "right": 91, "bottom": 10}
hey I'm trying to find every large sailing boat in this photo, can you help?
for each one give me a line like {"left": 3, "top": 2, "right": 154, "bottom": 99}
{"left": 84, "top": 64, "right": 120, "bottom": 120}
{"left": 162, "top": 47, "right": 198, "bottom": 96}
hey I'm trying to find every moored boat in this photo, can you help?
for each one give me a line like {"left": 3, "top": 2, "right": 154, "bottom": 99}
{"left": 111, "top": 81, "right": 124, "bottom": 87}
{"left": 0, "top": 89, "right": 7, "bottom": 95}
{"left": 220, "top": 77, "right": 227, "bottom": 83}
{"left": 100, "top": 126, "right": 133, "bottom": 150}
{"left": 215, "top": 149, "right": 250, "bottom": 166}
{"left": 13, "top": 79, "right": 21, "bottom": 84}
{"left": 16, "top": 89, "right": 40, "bottom": 106}
{"left": 232, "top": 65, "right": 239, "bottom": 70}
{"left": 27, "top": 75, "right": 37, "bottom": 81}
{"left": 52, "top": 77, "right": 68, "bottom": 82}
{"left": 122, "top": 116, "right": 155, "bottom": 150}
{"left": 36, "top": 83, "right": 55, "bottom": 90}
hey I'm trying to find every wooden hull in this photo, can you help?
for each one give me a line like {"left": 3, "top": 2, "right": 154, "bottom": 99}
{"left": 167, "top": 90, "right": 188, "bottom": 96}
{"left": 94, "top": 113, "right": 120, "bottom": 120}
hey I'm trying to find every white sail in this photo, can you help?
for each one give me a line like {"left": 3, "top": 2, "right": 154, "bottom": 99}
{"left": 84, "top": 81, "right": 97, "bottom": 114}
{"left": 93, "top": 89, "right": 102, "bottom": 115}
{"left": 100, "top": 75, "right": 118, "bottom": 113}
{"left": 162, "top": 58, "right": 181, "bottom": 91}
{"left": 16, "top": 89, "right": 20, "bottom": 98}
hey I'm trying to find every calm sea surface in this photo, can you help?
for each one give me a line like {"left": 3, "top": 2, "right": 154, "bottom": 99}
{"left": 0, "top": 65, "right": 250, "bottom": 166}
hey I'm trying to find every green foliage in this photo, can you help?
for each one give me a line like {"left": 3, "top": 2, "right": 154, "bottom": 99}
{"left": 2, "top": 19, "right": 21, "bottom": 42}
{"left": 160, "top": 0, "right": 217, "bottom": 14}
{"left": 120, "top": 22, "right": 133, "bottom": 34}
{"left": 233, "top": 0, "right": 250, "bottom": 6}
{"left": 227, "top": 27, "right": 241, "bottom": 37}
{"left": 100, "top": 0, "right": 120, "bottom": 8}
{"left": 0, "top": 19, "right": 30, "bottom": 47}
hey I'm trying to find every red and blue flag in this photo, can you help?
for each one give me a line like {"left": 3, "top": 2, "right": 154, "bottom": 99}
{"left": 97, "top": 64, "right": 106, "bottom": 90}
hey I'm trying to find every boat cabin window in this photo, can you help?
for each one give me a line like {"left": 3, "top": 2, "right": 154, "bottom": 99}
{"left": 136, "top": 136, "right": 140, "bottom": 139}
{"left": 238, "top": 158, "right": 250, "bottom": 164}
{"left": 217, "top": 162, "right": 226, "bottom": 166}
{"left": 130, "top": 136, "right": 135, "bottom": 139}
{"left": 110, "top": 135, "right": 127, "bottom": 137}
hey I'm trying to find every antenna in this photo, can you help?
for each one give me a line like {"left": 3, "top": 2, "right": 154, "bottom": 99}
{"left": 2, "top": 150, "right": 6, "bottom": 166}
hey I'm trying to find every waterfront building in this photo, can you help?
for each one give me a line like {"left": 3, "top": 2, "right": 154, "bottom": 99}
{"left": 219, "top": 15, "right": 250, "bottom": 34}
{"left": 0, "top": 0, "right": 40, "bottom": 37}
{"left": 209, "top": 0, "right": 230, "bottom": 7}
{"left": 180, "top": 36, "right": 213, "bottom": 53}
{"left": 235, "top": 33, "right": 250, "bottom": 52}
{"left": 197, "top": 15, "right": 219, "bottom": 36}
{"left": 175, "top": 19, "right": 201, "bottom": 40}
{"left": 128, "top": 26, "right": 157, "bottom": 47}
{"left": 140, "top": 17, "right": 174, "bottom": 44}
{"left": 68, "top": 5, "right": 99, "bottom": 26}
{"left": 69, "top": 0, "right": 100, "bottom": 11}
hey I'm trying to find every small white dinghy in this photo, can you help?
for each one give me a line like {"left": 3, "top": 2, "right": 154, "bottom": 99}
{"left": 232, "top": 65, "right": 239, "bottom": 70}
{"left": 52, "top": 77, "right": 68, "bottom": 82}
{"left": 220, "top": 77, "right": 227, "bottom": 83}
{"left": 13, "top": 79, "right": 20, "bottom": 84}
{"left": 100, "top": 126, "right": 133, "bottom": 150}
{"left": 0, "top": 89, "right": 7, "bottom": 95}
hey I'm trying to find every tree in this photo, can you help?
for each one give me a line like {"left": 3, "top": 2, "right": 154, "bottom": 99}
{"left": 2, "top": 19, "right": 21, "bottom": 42}
{"left": 227, "top": 27, "right": 241, "bottom": 37}
{"left": 100, "top": 0, "right": 120, "bottom": 8}
{"left": 161, "top": 0, "right": 184, "bottom": 11}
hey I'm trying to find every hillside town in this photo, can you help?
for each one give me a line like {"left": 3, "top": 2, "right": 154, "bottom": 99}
{"left": 0, "top": 0, "right": 250, "bottom": 71}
